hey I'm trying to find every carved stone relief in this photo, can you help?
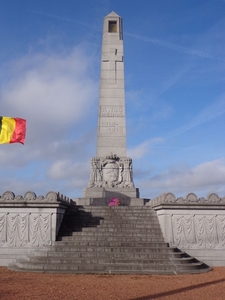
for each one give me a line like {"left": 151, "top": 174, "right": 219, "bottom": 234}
{"left": 0, "top": 213, "right": 52, "bottom": 247}
{"left": 171, "top": 214, "right": 225, "bottom": 249}
{"left": 148, "top": 192, "right": 225, "bottom": 250}
{"left": 0, "top": 191, "right": 72, "bottom": 248}
{"left": 88, "top": 154, "right": 135, "bottom": 188}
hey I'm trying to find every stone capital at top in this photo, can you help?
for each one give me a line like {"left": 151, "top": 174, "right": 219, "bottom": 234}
{"left": 102, "top": 11, "right": 123, "bottom": 42}
{"left": 104, "top": 11, "right": 121, "bottom": 19}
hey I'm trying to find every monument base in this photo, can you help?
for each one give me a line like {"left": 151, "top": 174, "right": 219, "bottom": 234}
{"left": 83, "top": 187, "right": 139, "bottom": 198}
{"left": 78, "top": 187, "right": 142, "bottom": 206}
{"left": 74, "top": 197, "right": 147, "bottom": 206}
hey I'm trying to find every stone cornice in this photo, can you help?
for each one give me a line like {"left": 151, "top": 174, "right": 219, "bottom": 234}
{"left": 147, "top": 192, "right": 225, "bottom": 208}
{"left": 0, "top": 191, "right": 72, "bottom": 206}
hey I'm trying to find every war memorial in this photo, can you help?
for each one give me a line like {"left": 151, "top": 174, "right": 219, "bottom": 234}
{"left": 0, "top": 12, "right": 224, "bottom": 274}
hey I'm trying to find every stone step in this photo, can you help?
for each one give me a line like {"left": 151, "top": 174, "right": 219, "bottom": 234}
{"left": 97, "top": 224, "right": 161, "bottom": 229}
{"left": 66, "top": 218, "right": 160, "bottom": 224}
{"left": 66, "top": 222, "right": 161, "bottom": 228}
{"left": 9, "top": 264, "right": 211, "bottom": 275}
{"left": 82, "top": 210, "right": 155, "bottom": 214}
{"left": 86, "top": 214, "right": 156, "bottom": 218}
{"left": 58, "top": 236, "right": 165, "bottom": 242}
{"left": 52, "top": 241, "right": 168, "bottom": 247}
{"left": 82, "top": 214, "right": 156, "bottom": 219}
{"left": 76, "top": 213, "right": 158, "bottom": 218}
{"left": 32, "top": 250, "right": 188, "bottom": 260}
{"left": 9, "top": 264, "right": 210, "bottom": 275}
{"left": 59, "top": 230, "right": 162, "bottom": 236}
{"left": 71, "top": 216, "right": 157, "bottom": 222}
{"left": 81, "top": 212, "right": 157, "bottom": 217}
{"left": 67, "top": 231, "right": 163, "bottom": 237}
{"left": 50, "top": 245, "right": 180, "bottom": 254}
{"left": 64, "top": 222, "right": 160, "bottom": 229}
{"left": 13, "top": 258, "right": 210, "bottom": 274}
{"left": 79, "top": 227, "right": 162, "bottom": 233}
{"left": 79, "top": 207, "right": 154, "bottom": 211}
{"left": 100, "top": 219, "right": 159, "bottom": 224}
{"left": 82, "top": 206, "right": 154, "bottom": 210}
{"left": 80, "top": 207, "right": 155, "bottom": 211}
{"left": 24, "top": 255, "right": 198, "bottom": 265}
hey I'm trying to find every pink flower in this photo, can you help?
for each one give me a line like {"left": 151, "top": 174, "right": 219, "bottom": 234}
{"left": 109, "top": 198, "right": 121, "bottom": 206}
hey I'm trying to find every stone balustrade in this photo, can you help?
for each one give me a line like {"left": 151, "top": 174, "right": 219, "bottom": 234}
{"left": 0, "top": 191, "right": 72, "bottom": 266}
{"left": 147, "top": 192, "right": 225, "bottom": 206}
{"left": 147, "top": 192, "right": 225, "bottom": 266}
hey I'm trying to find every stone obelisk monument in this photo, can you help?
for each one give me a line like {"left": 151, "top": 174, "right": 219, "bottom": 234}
{"left": 97, "top": 11, "right": 126, "bottom": 158}
{"left": 81, "top": 12, "right": 141, "bottom": 205}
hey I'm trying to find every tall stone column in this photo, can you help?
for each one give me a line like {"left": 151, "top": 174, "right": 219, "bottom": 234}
{"left": 83, "top": 12, "right": 139, "bottom": 202}
{"left": 97, "top": 11, "right": 126, "bottom": 158}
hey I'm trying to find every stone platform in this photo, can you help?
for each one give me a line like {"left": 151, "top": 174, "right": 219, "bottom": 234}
{"left": 83, "top": 187, "right": 139, "bottom": 198}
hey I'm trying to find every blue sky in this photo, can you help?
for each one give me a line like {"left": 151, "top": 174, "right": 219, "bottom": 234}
{"left": 0, "top": 0, "right": 224, "bottom": 199}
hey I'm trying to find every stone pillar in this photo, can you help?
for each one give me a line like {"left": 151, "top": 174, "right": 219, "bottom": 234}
{"left": 97, "top": 11, "right": 126, "bottom": 157}
{"left": 83, "top": 12, "right": 139, "bottom": 202}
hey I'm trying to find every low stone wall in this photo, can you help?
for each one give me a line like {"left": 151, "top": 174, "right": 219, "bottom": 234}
{"left": 147, "top": 192, "right": 225, "bottom": 266}
{"left": 0, "top": 191, "right": 71, "bottom": 266}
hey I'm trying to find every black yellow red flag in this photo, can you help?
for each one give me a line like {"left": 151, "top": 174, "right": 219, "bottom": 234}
{"left": 0, "top": 117, "right": 26, "bottom": 144}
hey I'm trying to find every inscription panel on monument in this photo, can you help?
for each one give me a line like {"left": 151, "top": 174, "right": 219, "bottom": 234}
{"left": 100, "top": 105, "right": 124, "bottom": 117}
{"left": 99, "top": 105, "right": 125, "bottom": 136}
{"left": 99, "top": 123, "right": 125, "bottom": 135}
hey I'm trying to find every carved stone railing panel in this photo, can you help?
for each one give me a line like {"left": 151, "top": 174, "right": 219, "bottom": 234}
{"left": 7, "top": 213, "right": 29, "bottom": 247}
{"left": 0, "top": 191, "right": 73, "bottom": 249}
{"left": 0, "top": 212, "right": 56, "bottom": 247}
{"left": 0, "top": 213, "right": 7, "bottom": 246}
{"left": 171, "top": 214, "right": 225, "bottom": 249}
{"left": 29, "top": 214, "right": 52, "bottom": 246}
{"left": 148, "top": 192, "right": 225, "bottom": 262}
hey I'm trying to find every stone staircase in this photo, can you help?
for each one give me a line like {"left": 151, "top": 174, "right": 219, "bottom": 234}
{"left": 9, "top": 206, "right": 212, "bottom": 274}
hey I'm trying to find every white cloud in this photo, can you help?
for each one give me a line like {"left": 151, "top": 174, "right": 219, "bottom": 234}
{"left": 0, "top": 45, "right": 98, "bottom": 197}
{"left": 139, "top": 158, "right": 225, "bottom": 198}
{"left": 127, "top": 138, "right": 164, "bottom": 159}
{"left": 0, "top": 46, "right": 98, "bottom": 144}
{"left": 48, "top": 159, "right": 89, "bottom": 180}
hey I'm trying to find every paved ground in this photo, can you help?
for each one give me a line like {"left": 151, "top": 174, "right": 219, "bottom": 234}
{"left": 1, "top": 267, "right": 225, "bottom": 299}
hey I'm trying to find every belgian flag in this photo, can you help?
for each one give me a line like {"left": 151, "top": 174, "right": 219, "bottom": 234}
{"left": 0, "top": 117, "right": 26, "bottom": 144}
